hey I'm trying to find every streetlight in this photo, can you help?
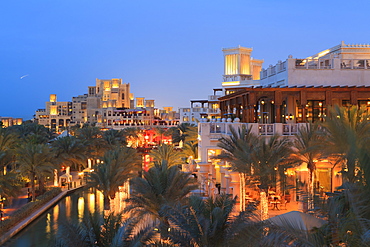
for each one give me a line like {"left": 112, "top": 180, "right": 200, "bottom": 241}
{"left": 0, "top": 197, "right": 5, "bottom": 210}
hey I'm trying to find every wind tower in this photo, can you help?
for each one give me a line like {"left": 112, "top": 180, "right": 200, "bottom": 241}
{"left": 222, "top": 46, "right": 263, "bottom": 88}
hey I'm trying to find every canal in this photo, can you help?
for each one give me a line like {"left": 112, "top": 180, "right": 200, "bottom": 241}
{"left": 4, "top": 188, "right": 104, "bottom": 247}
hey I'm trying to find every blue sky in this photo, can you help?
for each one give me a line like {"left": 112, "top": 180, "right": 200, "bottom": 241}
{"left": 1, "top": 0, "right": 370, "bottom": 119}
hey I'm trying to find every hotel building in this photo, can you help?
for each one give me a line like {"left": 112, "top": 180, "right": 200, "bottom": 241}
{"left": 35, "top": 78, "right": 179, "bottom": 131}
{"left": 0, "top": 117, "right": 22, "bottom": 128}
{"left": 195, "top": 42, "right": 370, "bottom": 211}
{"left": 35, "top": 94, "right": 72, "bottom": 130}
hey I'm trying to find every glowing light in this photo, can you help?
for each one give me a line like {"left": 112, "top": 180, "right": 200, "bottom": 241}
{"left": 78, "top": 197, "right": 84, "bottom": 220}
{"left": 50, "top": 105, "right": 57, "bottom": 115}
{"left": 222, "top": 81, "right": 241, "bottom": 86}
{"left": 315, "top": 49, "right": 330, "bottom": 59}
{"left": 88, "top": 193, "right": 95, "bottom": 213}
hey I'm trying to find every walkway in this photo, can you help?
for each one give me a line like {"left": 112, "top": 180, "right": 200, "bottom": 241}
{"left": 0, "top": 171, "right": 85, "bottom": 246}
{"left": 268, "top": 200, "right": 300, "bottom": 218}
{"left": 1, "top": 171, "right": 83, "bottom": 219}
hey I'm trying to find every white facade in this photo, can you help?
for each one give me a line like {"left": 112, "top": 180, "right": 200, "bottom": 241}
{"left": 196, "top": 119, "right": 343, "bottom": 211}
{"left": 222, "top": 46, "right": 263, "bottom": 89}
{"left": 260, "top": 42, "right": 370, "bottom": 87}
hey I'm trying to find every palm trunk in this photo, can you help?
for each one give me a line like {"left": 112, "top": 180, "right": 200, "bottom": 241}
{"left": 39, "top": 175, "right": 45, "bottom": 194}
{"left": 239, "top": 173, "right": 246, "bottom": 211}
{"left": 31, "top": 173, "right": 36, "bottom": 202}
{"left": 260, "top": 191, "right": 269, "bottom": 221}
{"left": 104, "top": 194, "right": 110, "bottom": 211}
{"left": 308, "top": 167, "right": 315, "bottom": 211}
{"left": 307, "top": 161, "right": 316, "bottom": 212}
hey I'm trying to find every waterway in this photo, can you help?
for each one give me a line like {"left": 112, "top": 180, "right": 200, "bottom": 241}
{"left": 4, "top": 188, "right": 104, "bottom": 247}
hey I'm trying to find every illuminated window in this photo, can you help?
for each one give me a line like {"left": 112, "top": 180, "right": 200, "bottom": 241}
{"left": 207, "top": 149, "right": 222, "bottom": 162}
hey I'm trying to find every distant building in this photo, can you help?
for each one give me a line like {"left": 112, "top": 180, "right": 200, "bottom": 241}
{"left": 35, "top": 78, "right": 179, "bottom": 131}
{"left": 35, "top": 94, "right": 72, "bottom": 131}
{"left": 0, "top": 117, "right": 22, "bottom": 127}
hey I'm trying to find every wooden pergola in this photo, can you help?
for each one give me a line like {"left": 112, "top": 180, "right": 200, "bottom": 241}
{"left": 218, "top": 85, "right": 370, "bottom": 123}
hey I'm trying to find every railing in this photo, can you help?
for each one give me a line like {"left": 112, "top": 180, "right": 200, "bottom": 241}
{"left": 260, "top": 61, "right": 287, "bottom": 79}
{"left": 210, "top": 123, "right": 224, "bottom": 133}
{"left": 259, "top": 124, "right": 274, "bottom": 136}
{"left": 223, "top": 74, "right": 253, "bottom": 81}
{"left": 208, "top": 95, "right": 220, "bottom": 101}
{"left": 282, "top": 124, "right": 298, "bottom": 136}
{"left": 201, "top": 122, "right": 300, "bottom": 137}
{"left": 341, "top": 59, "right": 370, "bottom": 69}
{"left": 295, "top": 59, "right": 332, "bottom": 69}
{"left": 192, "top": 108, "right": 208, "bottom": 113}
{"left": 208, "top": 109, "right": 220, "bottom": 114}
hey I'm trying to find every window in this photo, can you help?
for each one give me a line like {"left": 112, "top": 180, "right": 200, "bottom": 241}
{"left": 306, "top": 100, "right": 325, "bottom": 122}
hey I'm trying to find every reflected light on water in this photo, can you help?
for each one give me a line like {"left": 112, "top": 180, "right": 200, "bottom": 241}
{"left": 78, "top": 197, "right": 84, "bottom": 220}
{"left": 88, "top": 192, "right": 95, "bottom": 213}
{"left": 65, "top": 197, "right": 71, "bottom": 218}
{"left": 46, "top": 213, "right": 51, "bottom": 233}
{"left": 53, "top": 204, "right": 59, "bottom": 233}
{"left": 7, "top": 190, "right": 107, "bottom": 246}
{"left": 96, "top": 190, "right": 104, "bottom": 212}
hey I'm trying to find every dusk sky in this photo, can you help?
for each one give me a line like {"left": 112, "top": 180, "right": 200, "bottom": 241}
{"left": 1, "top": 1, "right": 370, "bottom": 119}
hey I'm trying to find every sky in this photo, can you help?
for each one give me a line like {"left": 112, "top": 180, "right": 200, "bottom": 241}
{"left": 1, "top": 0, "right": 370, "bottom": 119}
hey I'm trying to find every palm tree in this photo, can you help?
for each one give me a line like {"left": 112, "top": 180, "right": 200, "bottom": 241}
{"left": 323, "top": 105, "right": 370, "bottom": 183}
{"left": 102, "top": 129, "right": 126, "bottom": 150}
{"left": 8, "top": 122, "right": 55, "bottom": 144}
{"left": 319, "top": 146, "right": 370, "bottom": 246}
{"left": 292, "top": 122, "right": 325, "bottom": 211}
{"left": 55, "top": 211, "right": 156, "bottom": 247}
{"left": 86, "top": 147, "right": 141, "bottom": 211}
{"left": 51, "top": 136, "right": 87, "bottom": 171}
{"left": 122, "top": 127, "right": 141, "bottom": 148}
{"left": 16, "top": 142, "right": 55, "bottom": 201}
{"left": 0, "top": 171, "right": 22, "bottom": 199}
{"left": 162, "top": 194, "right": 263, "bottom": 247}
{"left": 171, "top": 123, "right": 198, "bottom": 147}
{"left": 217, "top": 125, "right": 256, "bottom": 174}
{"left": 182, "top": 141, "right": 198, "bottom": 160}
{"left": 76, "top": 125, "right": 104, "bottom": 159}
{"left": 217, "top": 125, "right": 257, "bottom": 211}
{"left": 0, "top": 128, "right": 17, "bottom": 172}
{"left": 126, "top": 160, "right": 198, "bottom": 227}
{"left": 149, "top": 144, "right": 184, "bottom": 167}
{"left": 153, "top": 127, "right": 171, "bottom": 145}
{"left": 217, "top": 125, "right": 293, "bottom": 215}
{"left": 251, "top": 134, "right": 293, "bottom": 192}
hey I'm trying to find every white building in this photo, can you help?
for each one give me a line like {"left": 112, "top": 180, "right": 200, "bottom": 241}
{"left": 194, "top": 41, "right": 370, "bottom": 212}
{"left": 260, "top": 41, "right": 370, "bottom": 87}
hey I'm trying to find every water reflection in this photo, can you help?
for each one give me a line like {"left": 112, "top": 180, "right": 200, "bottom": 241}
{"left": 4, "top": 188, "right": 104, "bottom": 247}
{"left": 77, "top": 196, "right": 84, "bottom": 221}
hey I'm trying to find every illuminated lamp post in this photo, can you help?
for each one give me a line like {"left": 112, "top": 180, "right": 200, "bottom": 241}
{"left": 0, "top": 210, "right": 3, "bottom": 223}
{"left": 0, "top": 197, "right": 5, "bottom": 210}
{"left": 144, "top": 135, "right": 149, "bottom": 147}
{"left": 0, "top": 197, "right": 5, "bottom": 222}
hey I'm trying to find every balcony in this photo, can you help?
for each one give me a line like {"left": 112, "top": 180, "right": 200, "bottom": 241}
{"left": 208, "top": 95, "right": 220, "bottom": 101}
{"left": 282, "top": 124, "right": 298, "bottom": 135}
{"left": 258, "top": 124, "right": 274, "bottom": 136}
{"left": 260, "top": 61, "right": 287, "bottom": 79}
{"left": 295, "top": 59, "right": 332, "bottom": 70}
